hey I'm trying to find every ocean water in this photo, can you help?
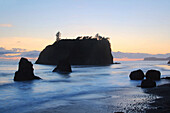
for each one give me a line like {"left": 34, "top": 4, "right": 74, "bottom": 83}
{"left": 0, "top": 60, "right": 170, "bottom": 113}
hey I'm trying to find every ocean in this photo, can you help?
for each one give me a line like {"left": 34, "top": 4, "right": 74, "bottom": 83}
{"left": 0, "top": 59, "right": 170, "bottom": 113}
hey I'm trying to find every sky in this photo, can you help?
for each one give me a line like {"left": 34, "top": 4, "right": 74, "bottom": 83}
{"left": 0, "top": 0, "right": 170, "bottom": 55}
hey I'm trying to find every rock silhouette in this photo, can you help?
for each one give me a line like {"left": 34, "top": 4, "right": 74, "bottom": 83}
{"left": 53, "top": 60, "right": 72, "bottom": 73}
{"left": 161, "top": 77, "right": 170, "bottom": 79}
{"left": 129, "top": 69, "right": 144, "bottom": 80}
{"left": 168, "top": 61, "right": 170, "bottom": 64}
{"left": 36, "top": 38, "right": 113, "bottom": 65}
{"left": 146, "top": 69, "right": 161, "bottom": 80}
{"left": 14, "top": 57, "right": 41, "bottom": 81}
{"left": 141, "top": 79, "right": 156, "bottom": 88}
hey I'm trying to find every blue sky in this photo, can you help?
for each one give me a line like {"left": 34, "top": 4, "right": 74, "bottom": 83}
{"left": 0, "top": 0, "right": 170, "bottom": 54}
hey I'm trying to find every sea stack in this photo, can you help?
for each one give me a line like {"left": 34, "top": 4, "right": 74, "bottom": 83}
{"left": 53, "top": 60, "right": 72, "bottom": 73}
{"left": 14, "top": 57, "right": 41, "bottom": 81}
{"left": 168, "top": 60, "right": 170, "bottom": 64}
{"left": 36, "top": 33, "right": 113, "bottom": 65}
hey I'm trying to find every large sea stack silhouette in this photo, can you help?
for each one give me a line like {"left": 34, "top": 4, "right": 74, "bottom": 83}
{"left": 36, "top": 32, "right": 113, "bottom": 65}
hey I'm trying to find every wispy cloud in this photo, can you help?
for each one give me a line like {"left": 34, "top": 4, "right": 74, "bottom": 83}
{"left": 0, "top": 47, "right": 40, "bottom": 59}
{"left": 0, "top": 24, "right": 13, "bottom": 27}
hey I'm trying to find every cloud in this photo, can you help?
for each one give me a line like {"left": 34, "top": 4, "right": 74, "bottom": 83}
{"left": 20, "top": 50, "right": 40, "bottom": 58}
{"left": 0, "top": 47, "right": 18, "bottom": 55}
{"left": 0, "top": 47, "right": 40, "bottom": 59}
{"left": 0, "top": 24, "right": 13, "bottom": 27}
{"left": 11, "top": 48, "right": 26, "bottom": 52}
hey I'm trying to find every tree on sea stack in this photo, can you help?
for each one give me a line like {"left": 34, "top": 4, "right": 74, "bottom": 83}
{"left": 14, "top": 57, "right": 41, "bottom": 81}
{"left": 56, "top": 31, "right": 61, "bottom": 42}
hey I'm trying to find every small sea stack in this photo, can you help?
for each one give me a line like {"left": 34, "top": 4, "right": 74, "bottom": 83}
{"left": 53, "top": 60, "right": 72, "bottom": 73}
{"left": 141, "top": 79, "right": 156, "bottom": 88}
{"left": 146, "top": 69, "right": 161, "bottom": 80}
{"left": 161, "top": 77, "right": 170, "bottom": 79}
{"left": 168, "top": 60, "right": 170, "bottom": 64}
{"left": 14, "top": 57, "right": 41, "bottom": 81}
{"left": 129, "top": 69, "right": 144, "bottom": 80}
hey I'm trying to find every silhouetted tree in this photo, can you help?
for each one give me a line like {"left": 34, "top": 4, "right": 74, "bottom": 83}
{"left": 56, "top": 31, "right": 61, "bottom": 41}
{"left": 95, "top": 33, "right": 99, "bottom": 39}
{"left": 76, "top": 36, "right": 82, "bottom": 40}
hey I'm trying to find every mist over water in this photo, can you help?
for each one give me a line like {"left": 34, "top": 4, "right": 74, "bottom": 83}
{"left": 0, "top": 60, "right": 170, "bottom": 113}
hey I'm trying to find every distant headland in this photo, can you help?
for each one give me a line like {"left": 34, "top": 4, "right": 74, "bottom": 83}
{"left": 144, "top": 57, "right": 170, "bottom": 61}
{"left": 35, "top": 32, "right": 113, "bottom": 65}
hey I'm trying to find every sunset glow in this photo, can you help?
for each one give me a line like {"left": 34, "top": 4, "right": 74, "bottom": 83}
{"left": 0, "top": 0, "right": 170, "bottom": 56}
{"left": 114, "top": 58, "right": 143, "bottom": 61}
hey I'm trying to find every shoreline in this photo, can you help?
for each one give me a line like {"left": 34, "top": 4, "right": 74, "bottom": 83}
{"left": 145, "top": 83, "right": 170, "bottom": 113}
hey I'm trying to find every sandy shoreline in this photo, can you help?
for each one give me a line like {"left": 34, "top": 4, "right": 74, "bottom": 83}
{"left": 145, "top": 83, "right": 170, "bottom": 113}
{"left": 27, "top": 87, "right": 154, "bottom": 113}
{"left": 28, "top": 84, "right": 170, "bottom": 113}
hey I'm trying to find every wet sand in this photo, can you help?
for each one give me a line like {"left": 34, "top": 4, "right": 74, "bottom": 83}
{"left": 29, "top": 87, "right": 156, "bottom": 113}
{"left": 145, "top": 83, "right": 170, "bottom": 113}
{"left": 29, "top": 84, "right": 170, "bottom": 113}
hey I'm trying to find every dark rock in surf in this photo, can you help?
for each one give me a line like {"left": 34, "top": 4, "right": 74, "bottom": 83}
{"left": 161, "top": 77, "right": 170, "bottom": 80}
{"left": 113, "top": 62, "right": 121, "bottom": 64}
{"left": 141, "top": 79, "right": 156, "bottom": 88}
{"left": 14, "top": 57, "right": 41, "bottom": 81}
{"left": 53, "top": 60, "right": 72, "bottom": 73}
{"left": 129, "top": 69, "right": 144, "bottom": 80}
{"left": 168, "top": 61, "right": 170, "bottom": 64}
{"left": 146, "top": 70, "right": 161, "bottom": 80}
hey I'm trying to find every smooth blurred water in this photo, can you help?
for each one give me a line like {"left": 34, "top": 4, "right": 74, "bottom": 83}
{"left": 0, "top": 59, "right": 170, "bottom": 113}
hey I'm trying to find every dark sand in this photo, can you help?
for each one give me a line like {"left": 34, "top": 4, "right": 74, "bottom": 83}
{"left": 145, "top": 83, "right": 170, "bottom": 113}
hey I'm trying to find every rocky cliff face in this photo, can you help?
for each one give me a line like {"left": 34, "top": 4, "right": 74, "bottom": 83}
{"left": 35, "top": 39, "right": 113, "bottom": 65}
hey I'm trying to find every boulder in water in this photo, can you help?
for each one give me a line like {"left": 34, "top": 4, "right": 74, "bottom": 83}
{"left": 161, "top": 77, "right": 170, "bottom": 79}
{"left": 14, "top": 57, "right": 41, "bottom": 81}
{"left": 168, "top": 61, "right": 170, "bottom": 64}
{"left": 141, "top": 79, "right": 156, "bottom": 88}
{"left": 129, "top": 69, "right": 144, "bottom": 80}
{"left": 53, "top": 60, "right": 72, "bottom": 73}
{"left": 146, "top": 69, "right": 161, "bottom": 80}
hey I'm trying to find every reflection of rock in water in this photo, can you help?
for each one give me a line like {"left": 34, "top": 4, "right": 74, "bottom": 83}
{"left": 14, "top": 57, "right": 41, "bottom": 81}
{"left": 36, "top": 38, "right": 113, "bottom": 65}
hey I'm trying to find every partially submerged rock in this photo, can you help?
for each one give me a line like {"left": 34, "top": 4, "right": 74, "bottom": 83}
{"left": 53, "top": 60, "right": 72, "bottom": 73}
{"left": 113, "top": 62, "right": 121, "bottom": 64}
{"left": 161, "top": 77, "right": 170, "bottom": 79}
{"left": 146, "top": 69, "right": 161, "bottom": 80}
{"left": 168, "top": 61, "right": 170, "bottom": 64}
{"left": 14, "top": 57, "right": 41, "bottom": 81}
{"left": 129, "top": 69, "right": 144, "bottom": 80}
{"left": 141, "top": 79, "right": 156, "bottom": 88}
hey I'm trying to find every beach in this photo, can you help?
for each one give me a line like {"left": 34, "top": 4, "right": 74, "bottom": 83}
{"left": 146, "top": 83, "right": 170, "bottom": 113}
